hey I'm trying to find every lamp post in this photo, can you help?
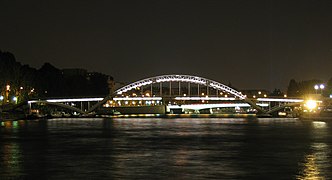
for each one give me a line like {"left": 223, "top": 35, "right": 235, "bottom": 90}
{"left": 319, "top": 84, "right": 325, "bottom": 94}
{"left": 314, "top": 84, "right": 325, "bottom": 94}
{"left": 314, "top": 85, "right": 319, "bottom": 94}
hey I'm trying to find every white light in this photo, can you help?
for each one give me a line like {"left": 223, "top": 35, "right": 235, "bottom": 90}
{"left": 113, "top": 97, "right": 162, "bottom": 101}
{"left": 314, "top": 85, "right": 319, "bottom": 90}
{"left": 167, "top": 103, "right": 268, "bottom": 110}
{"left": 174, "top": 97, "right": 235, "bottom": 101}
{"left": 320, "top": 84, "right": 325, "bottom": 89}
{"left": 257, "top": 98, "right": 303, "bottom": 103}
{"left": 13, "top": 97, "right": 17, "bottom": 101}
{"left": 28, "top": 98, "right": 104, "bottom": 103}
{"left": 0, "top": 96, "right": 3, "bottom": 100}
{"left": 46, "top": 98, "right": 104, "bottom": 103}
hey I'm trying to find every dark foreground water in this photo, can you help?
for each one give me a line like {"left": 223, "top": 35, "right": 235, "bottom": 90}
{"left": 1, "top": 118, "right": 332, "bottom": 179}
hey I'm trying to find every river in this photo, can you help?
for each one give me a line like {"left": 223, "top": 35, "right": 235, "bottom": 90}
{"left": 1, "top": 117, "right": 331, "bottom": 179}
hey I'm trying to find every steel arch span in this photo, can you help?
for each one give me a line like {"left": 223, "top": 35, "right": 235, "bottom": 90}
{"left": 115, "top": 74, "right": 246, "bottom": 99}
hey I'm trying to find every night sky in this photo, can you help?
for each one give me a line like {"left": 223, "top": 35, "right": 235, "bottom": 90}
{"left": 1, "top": 0, "right": 332, "bottom": 91}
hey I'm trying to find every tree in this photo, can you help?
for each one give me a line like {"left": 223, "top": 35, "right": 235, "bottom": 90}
{"left": 287, "top": 79, "right": 299, "bottom": 97}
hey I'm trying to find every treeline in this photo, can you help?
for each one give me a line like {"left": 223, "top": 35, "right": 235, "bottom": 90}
{"left": 287, "top": 79, "right": 332, "bottom": 97}
{"left": 0, "top": 50, "right": 110, "bottom": 100}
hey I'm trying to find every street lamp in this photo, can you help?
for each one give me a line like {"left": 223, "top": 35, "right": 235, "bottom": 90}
{"left": 314, "top": 85, "right": 319, "bottom": 94}
{"left": 320, "top": 84, "right": 325, "bottom": 94}
{"left": 13, "top": 96, "right": 18, "bottom": 104}
{"left": 314, "top": 84, "right": 325, "bottom": 94}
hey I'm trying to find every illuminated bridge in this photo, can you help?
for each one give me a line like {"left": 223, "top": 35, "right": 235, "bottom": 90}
{"left": 28, "top": 74, "right": 306, "bottom": 116}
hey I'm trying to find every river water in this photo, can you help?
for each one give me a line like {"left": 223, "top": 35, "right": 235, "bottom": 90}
{"left": 1, "top": 117, "right": 331, "bottom": 179}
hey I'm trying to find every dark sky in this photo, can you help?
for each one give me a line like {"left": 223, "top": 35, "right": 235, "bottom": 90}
{"left": 1, "top": 0, "right": 332, "bottom": 91}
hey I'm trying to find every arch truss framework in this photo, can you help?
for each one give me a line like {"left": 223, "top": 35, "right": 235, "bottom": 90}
{"left": 115, "top": 74, "right": 246, "bottom": 99}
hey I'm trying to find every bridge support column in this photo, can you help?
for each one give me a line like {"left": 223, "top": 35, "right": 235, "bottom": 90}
{"left": 198, "top": 84, "right": 200, "bottom": 96}
{"left": 188, "top": 82, "right": 190, "bottom": 96}
{"left": 169, "top": 81, "right": 172, "bottom": 97}
{"left": 179, "top": 81, "right": 181, "bottom": 96}
{"left": 207, "top": 86, "right": 209, "bottom": 96}
{"left": 151, "top": 83, "right": 153, "bottom": 96}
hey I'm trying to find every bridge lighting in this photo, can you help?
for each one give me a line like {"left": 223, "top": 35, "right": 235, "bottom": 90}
{"left": 258, "top": 91, "right": 261, "bottom": 95}
{"left": 253, "top": 95, "right": 256, "bottom": 98}
{"left": 201, "top": 93, "right": 205, "bottom": 96}
{"left": 145, "top": 93, "right": 150, "bottom": 97}
{"left": 264, "top": 94, "right": 267, "bottom": 97}
{"left": 284, "top": 94, "right": 287, "bottom": 98}
{"left": 257, "top": 98, "right": 303, "bottom": 102}
{"left": 224, "top": 95, "right": 228, "bottom": 97}
{"left": 183, "top": 94, "right": 187, "bottom": 96}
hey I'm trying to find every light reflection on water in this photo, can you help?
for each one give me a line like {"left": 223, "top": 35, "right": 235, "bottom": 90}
{"left": 0, "top": 118, "right": 332, "bottom": 179}
{"left": 297, "top": 121, "right": 331, "bottom": 180}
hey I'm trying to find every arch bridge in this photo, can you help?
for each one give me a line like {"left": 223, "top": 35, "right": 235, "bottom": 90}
{"left": 25, "top": 75, "right": 305, "bottom": 116}
{"left": 109, "top": 74, "right": 265, "bottom": 114}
